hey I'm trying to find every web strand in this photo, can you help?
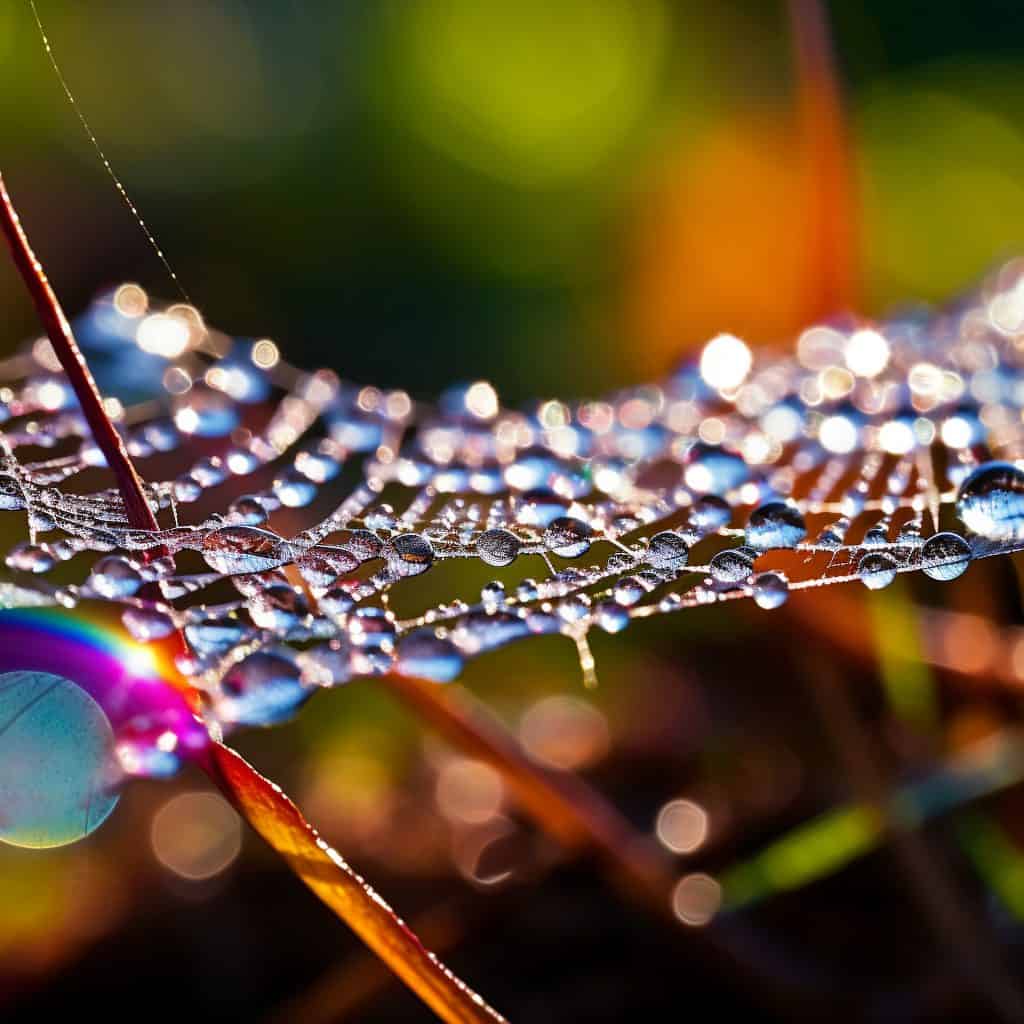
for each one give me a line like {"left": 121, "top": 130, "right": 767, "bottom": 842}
{"left": 26, "top": 0, "right": 191, "bottom": 304}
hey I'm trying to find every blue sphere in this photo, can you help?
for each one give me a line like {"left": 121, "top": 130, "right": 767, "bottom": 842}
{"left": 0, "top": 671, "right": 119, "bottom": 848}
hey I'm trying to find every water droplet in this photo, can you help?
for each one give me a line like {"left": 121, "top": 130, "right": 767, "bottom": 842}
{"left": 595, "top": 602, "right": 629, "bottom": 633}
{"left": 346, "top": 606, "right": 397, "bottom": 650}
{"left": 365, "top": 504, "right": 396, "bottom": 531}
{"left": 89, "top": 556, "right": 142, "bottom": 599}
{"left": 273, "top": 469, "right": 318, "bottom": 508}
{"left": 613, "top": 576, "right": 645, "bottom": 606}
{"left": 185, "top": 619, "right": 247, "bottom": 656}
{"left": 249, "top": 584, "right": 306, "bottom": 631}
{"left": 544, "top": 516, "right": 593, "bottom": 558}
{"left": 0, "top": 474, "right": 26, "bottom": 511}
{"left": 745, "top": 501, "right": 806, "bottom": 550}
{"left": 476, "top": 528, "right": 521, "bottom": 567}
{"left": 683, "top": 443, "right": 750, "bottom": 495}
{"left": 920, "top": 531, "right": 971, "bottom": 581}
{"left": 645, "top": 531, "right": 689, "bottom": 570}
{"left": 752, "top": 571, "right": 789, "bottom": 609}
{"left": 201, "top": 526, "right": 290, "bottom": 575}
{"left": 956, "top": 461, "right": 1024, "bottom": 540}
{"left": 395, "top": 631, "right": 464, "bottom": 682}
{"left": 387, "top": 533, "right": 435, "bottom": 577}
{"left": 709, "top": 548, "right": 754, "bottom": 584}
{"left": 122, "top": 606, "right": 176, "bottom": 641}
{"left": 858, "top": 551, "right": 898, "bottom": 590}
{"left": 217, "top": 650, "right": 311, "bottom": 727}
{"left": 6, "top": 543, "right": 54, "bottom": 574}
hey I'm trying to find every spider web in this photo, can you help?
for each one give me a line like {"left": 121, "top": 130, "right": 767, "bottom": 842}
{"left": 2, "top": 269, "right": 1024, "bottom": 766}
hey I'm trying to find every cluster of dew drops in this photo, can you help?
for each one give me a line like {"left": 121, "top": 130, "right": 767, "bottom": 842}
{"left": 4, "top": 263, "right": 1024, "bottom": 781}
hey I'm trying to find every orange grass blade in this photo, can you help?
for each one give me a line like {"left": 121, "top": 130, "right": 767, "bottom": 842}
{"left": 0, "top": 172, "right": 159, "bottom": 534}
{"left": 381, "top": 673, "right": 674, "bottom": 908}
{"left": 205, "top": 741, "right": 507, "bottom": 1024}
{"left": 787, "top": 0, "right": 860, "bottom": 320}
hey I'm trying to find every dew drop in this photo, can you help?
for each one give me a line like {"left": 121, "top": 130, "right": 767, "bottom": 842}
{"left": 752, "top": 571, "right": 789, "bottom": 609}
{"left": 395, "top": 631, "right": 464, "bottom": 682}
{"left": 476, "top": 528, "right": 521, "bottom": 567}
{"left": 920, "top": 531, "right": 971, "bottom": 582}
{"left": 857, "top": 551, "right": 898, "bottom": 590}
{"left": 387, "top": 533, "right": 435, "bottom": 577}
{"left": 956, "top": 461, "right": 1024, "bottom": 540}
{"left": 201, "top": 526, "right": 290, "bottom": 575}
{"left": 544, "top": 516, "right": 593, "bottom": 559}
{"left": 89, "top": 555, "right": 143, "bottom": 599}
{"left": 645, "top": 531, "right": 690, "bottom": 570}
{"left": 708, "top": 548, "right": 755, "bottom": 584}
{"left": 217, "top": 650, "right": 311, "bottom": 726}
{"left": 745, "top": 501, "right": 806, "bottom": 551}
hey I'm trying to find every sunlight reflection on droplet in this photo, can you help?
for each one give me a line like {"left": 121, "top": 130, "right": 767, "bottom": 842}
{"left": 672, "top": 873, "right": 721, "bottom": 926}
{"left": 844, "top": 329, "right": 889, "bottom": 378}
{"left": 151, "top": 792, "right": 242, "bottom": 880}
{"left": 137, "top": 313, "right": 191, "bottom": 358}
{"left": 655, "top": 799, "right": 709, "bottom": 854}
{"left": 819, "top": 414, "right": 858, "bottom": 454}
{"left": 700, "top": 333, "right": 751, "bottom": 391}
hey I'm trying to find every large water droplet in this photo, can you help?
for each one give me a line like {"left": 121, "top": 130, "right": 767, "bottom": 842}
{"left": 395, "top": 631, "right": 464, "bottom": 682}
{"left": 857, "top": 551, "right": 898, "bottom": 590}
{"left": 0, "top": 671, "right": 119, "bottom": 848}
{"left": 752, "top": 571, "right": 789, "bottom": 609}
{"left": 201, "top": 526, "right": 290, "bottom": 575}
{"left": 89, "top": 556, "right": 142, "bottom": 599}
{"left": 745, "top": 501, "right": 806, "bottom": 551}
{"left": 709, "top": 548, "right": 755, "bottom": 584}
{"left": 476, "top": 528, "right": 521, "bottom": 567}
{"left": 956, "top": 461, "right": 1024, "bottom": 540}
{"left": 217, "top": 650, "right": 311, "bottom": 726}
{"left": 544, "top": 516, "right": 593, "bottom": 558}
{"left": 920, "top": 531, "right": 971, "bottom": 582}
{"left": 387, "top": 533, "right": 435, "bottom": 577}
{"left": 645, "top": 532, "right": 689, "bottom": 570}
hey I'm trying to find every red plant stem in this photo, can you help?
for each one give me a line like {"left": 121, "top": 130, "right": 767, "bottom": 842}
{"left": 787, "top": 0, "right": 860, "bottom": 320}
{"left": 0, "top": 172, "right": 158, "bottom": 533}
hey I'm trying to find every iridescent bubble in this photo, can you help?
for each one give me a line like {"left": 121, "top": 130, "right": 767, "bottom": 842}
{"left": 0, "top": 671, "right": 119, "bottom": 848}
{"left": 920, "top": 531, "right": 971, "bottom": 582}
{"left": 956, "top": 461, "right": 1024, "bottom": 540}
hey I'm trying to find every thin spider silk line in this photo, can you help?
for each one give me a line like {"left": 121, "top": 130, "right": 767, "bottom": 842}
{"left": 26, "top": 0, "right": 191, "bottom": 304}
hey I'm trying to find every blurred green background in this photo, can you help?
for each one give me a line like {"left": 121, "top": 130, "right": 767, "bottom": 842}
{"left": 4, "top": 0, "right": 1024, "bottom": 400}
